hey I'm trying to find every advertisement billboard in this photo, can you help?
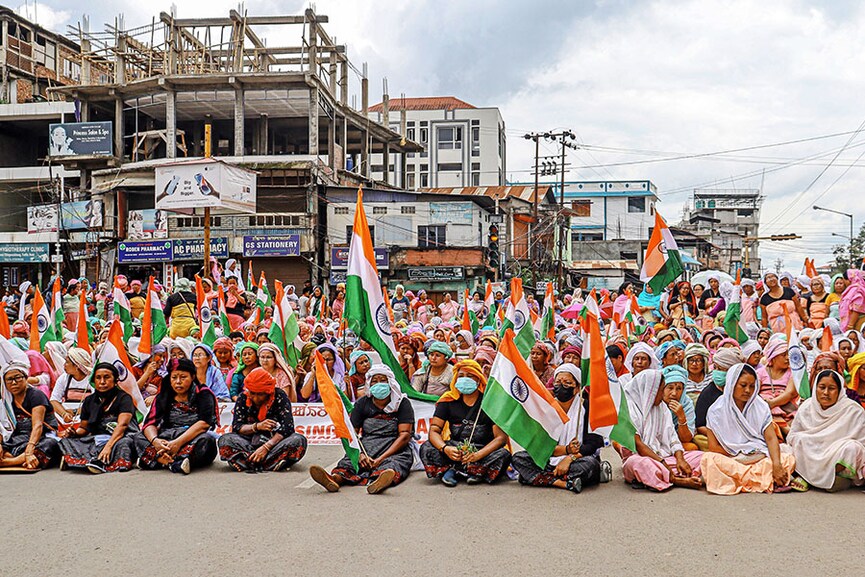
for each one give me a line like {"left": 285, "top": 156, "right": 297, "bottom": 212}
{"left": 330, "top": 246, "right": 389, "bottom": 269}
{"left": 155, "top": 159, "right": 256, "bottom": 214}
{"left": 28, "top": 201, "right": 104, "bottom": 233}
{"left": 48, "top": 122, "right": 113, "bottom": 157}
{"left": 128, "top": 209, "right": 168, "bottom": 240}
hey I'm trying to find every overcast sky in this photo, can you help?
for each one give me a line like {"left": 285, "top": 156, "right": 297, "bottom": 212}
{"left": 19, "top": 0, "right": 865, "bottom": 271}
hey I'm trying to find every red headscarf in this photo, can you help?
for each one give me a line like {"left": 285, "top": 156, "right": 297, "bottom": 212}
{"left": 244, "top": 367, "right": 276, "bottom": 421}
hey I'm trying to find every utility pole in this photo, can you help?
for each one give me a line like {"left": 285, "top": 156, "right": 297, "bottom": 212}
{"left": 524, "top": 133, "right": 540, "bottom": 287}
{"left": 557, "top": 130, "right": 576, "bottom": 291}
{"left": 203, "top": 121, "right": 212, "bottom": 278}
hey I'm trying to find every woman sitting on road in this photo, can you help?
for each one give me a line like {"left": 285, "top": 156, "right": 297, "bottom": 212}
{"left": 420, "top": 360, "right": 510, "bottom": 486}
{"left": 300, "top": 343, "right": 345, "bottom": 402}
{"left": 787, "top": 370, "right": 865, "bottom": 492}
{"left": 529, "top": 342, "right": 556, "bottom": 388}
{"left": 49, "top": 347, "right": 94, "bottom": 423}
{"left": 346, "top": 350, "right": 372, "bottom": 401}
{"left": 620, "top": 342, "right": 657, "bottom": 386}
{"left": 511, "top": 363, "right": 612, "bottom": 493}
{"left": 701, "top": 363, "right": 797, "bottom": 494}
{"left": 310, "top": 365, "right": 414, "bottom": 495}
{"left": 132, "top": 344, "right": 168, "bottom": 405}
{"left": 619, "top": 369, "right": 704, "bottom": 491}
{"left": 191, "top": 344, "right": 231, "bottom": 401}
{"left": 133, "top": 359, "right": 218, "bottom": 475}
{"left": 57, "top": 362, "right": 138, "bottom": 474}
{"left": 218, "top": 367, "right": 307, "bottom": 472}
{"left": 661, "top": 365, "right": 697, "bottom": 451}
{"left": 756, "top": 339, "right": 799, "bottom": 436}
{"left": 229, "top": 342, "right": 260, "bottom": 400}
{"left": 258, "top": 343, "right": 297, "bottom": 403}
{"left": 410, "top": 341, "right": 454, "bottom": 397}
{"left": 683, "top": 343, "right": 711, "bottom": 403}
{"left": 0, "top": 362, "right": 60, "bottom": 470}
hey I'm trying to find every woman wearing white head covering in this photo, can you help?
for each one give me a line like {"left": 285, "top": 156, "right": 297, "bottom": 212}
{"left": 701, "top": 363, "right": 796, "bottom": 494}
{"left": 511, "top": 363, "right": 612, "bottom": 493}
{"left": 620, "top": 342, "right": 658, "bottom": 386}
{"left": 223, "top": 259, "right": 244, "bottom": 291}
{"left": 619, "top": 370, "right": 704, "bottom": 491}
{"left": 788, "top": 370, "right": 865, "bottom": 491}
{"left": 0, "top": 362, "right": 60, "bottom": 470}
{"left": 454, "top": 329, "right": 475, "bottom": 360}
{"left": 49, "top": 347, "right": 94, "bottom": 422}
{"left": 309, "top": 364, "right": 414, "bottom": 495}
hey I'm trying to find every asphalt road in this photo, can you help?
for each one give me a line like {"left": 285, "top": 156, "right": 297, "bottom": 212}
{"left": 2, "top": 445, "right": 860, "bottom": 577}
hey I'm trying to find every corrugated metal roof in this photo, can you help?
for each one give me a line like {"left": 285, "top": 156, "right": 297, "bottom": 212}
{"left": 369, "top": 96, "right": 476, "bottom": 112}
{"left": 420, "top": 185, "right": 552, "bottom": 203}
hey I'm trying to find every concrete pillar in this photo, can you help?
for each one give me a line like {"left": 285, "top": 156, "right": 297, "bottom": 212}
{"left": 329, "top": 52, "right": 337, "bottom": 95}
{"left": 166, "top": 89, "right": 176, "bottom": 159}
{"left": 114, "top": 97, "right": 124, "bottom": 159}
{"left": 360, "top": 129, "right": 369, "bottom": 178}
{"left": 307, "top": 10, "right": 318, "bottom": 75}
{"left": 309, "top": 85, "right": 320, "bottom": 156}
{"left": 383, "top": 142, "right": 390, "bottom": 185}
{"left": 259, "top": 114, "right": 269, "bottom": 155}
{"left": 234, "top": 87, "right": 244, "bottom": 156}
{"left": 80, "top": 39, "right": 92, "bottom": 85}
{"left": 339, "top": 58, "right": 348, "bottom": 106}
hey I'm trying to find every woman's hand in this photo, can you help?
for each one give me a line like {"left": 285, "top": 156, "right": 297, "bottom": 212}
{"left": 164, "top": 440, "right": 181, "bottom": 458}
{"left": 773, "top": 462, "right": 789, "bottom": 487}
{"left": 443, "top": 446, "right": 462, "bottom": 462}
{"left": 152, "top": 438, "right": 171, "bottom": 454}
{"left": 23, "top": 448, "right": 39, "bottom": 469}
{"left": 249, "top": 445, "right": 269, "bottom": 464}
{"left": 257, "top": 419, "right": 278, "bottom": 432}
{"left": 553, "top": 457, "right": 572, "bottom": 477}
{"left": 27, "top": 376, "right": 39, "bottom": 385}
{"left": 567, "top": 438, "right": 581, "bottom": 455}
{"left": 97, "top": 444, "right": 113, "bottom": 463}
{"left": 676, "top": 456, "right": 692, "bottom": 477}
{"left": 668, "top": 400, "right": 686, "bottom": 423}
{"left": 462, "top": 451, "right": 483, "bottom": 464}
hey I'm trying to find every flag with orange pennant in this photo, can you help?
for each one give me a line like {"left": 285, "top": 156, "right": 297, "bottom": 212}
{"left": 29, "top": 285, "right": 55, "bottom": 352}
{"left": 383, "top": 286, "right": 395, "bottom": 325}
{"left": 314, "top": 349, "right": 360, "bottom": 471}
{"left": 804, "top": 258, "right": 818, "bottom": 278}
{"left": 268, "top": 280, "right": 288, "bottom": 355}
{"left": 97, "top": 319, "right": 148, "bottom": 421}
{"left": 139, "top": 276, "right": 166, "bottom": 356}
{"left": 247, "top": 261, "right": 257, "bottom": 291}
{"left": 461, "top": 289, "right": 474, "bottom": 332}
{"left": 539, "top": 282, "right": 555, "bottom": 341}
{"left": 218, "top": 285, "right": 231, "bottom": 334}
{"left": 76, "top": 289, "right": 91, "bottom": 353}
{"left": 0, "top": 305, "right": 10, "bottom": 339}
{"left": 51, "top": 277, "right": 65, "bottom": 337}
{"left": 783, "top": 305, "right": 793, "bottom": 343}
{"left": 640, "top": 210, "right": 684, "bottom": 293}
{"left": 580, "top": 289, "right": 636, "bottom": 451}
{"left": 195, "top": 275, "right": 217, "bottom": 346}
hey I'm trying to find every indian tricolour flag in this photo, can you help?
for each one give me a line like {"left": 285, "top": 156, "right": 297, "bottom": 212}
{"left": 76, "top": 289, "right": 91, "bottom": 354}
{"left": 268, "top": 280, "right": 288, "bottom": 355}
{"left": 482, "top": 328, "right": 569, "bottom": 467}
{"left": 483, "top": 280, "right": 497, "bottom": 328}
{"left": 640, "top": 210, "right": 684, "bottom": 293}
{"left": 51, "top": 277, "right": 65, "bottom": 337}
{"left": 499, "top": 277, "right": 535, "bottom": 358}
{"left": 540, "top": 282, "right": 555, "bottom": 341}
{"left": 112, "top": 279, "right": 134, "bottom": 342}
{"left": 282, "top": 290, "right": 304, "bottom": 368}
{"left": 581, "top": 290, "right": 636, "bottom": 452}
{"left": 344, "top": 187, "right": 438, "bottom": 402}
{"left": 315, "top": 349, "right": 360, "bottom": 471}
{"left": 98, "top": 319, "right": 148, "bottom": 421}
{"left": 139, "top": 275, "right": 167, "bottom": 356}
{"left": 789, "top": 330, "right": 811, "bottom": 400}
{"left": 723, "top": 282, "right": 749, "bottom": 345}
{"left": 254, "top": 271, "right": 271, "bottom": 323}
{"left": 195, "top": 275, "right": 217, "bottom": 346}
{"left": 29, "top": 285, "right": 55, "bottom": 352}
{"left": 217, "top": 285, "right": 231, "bottom": 335}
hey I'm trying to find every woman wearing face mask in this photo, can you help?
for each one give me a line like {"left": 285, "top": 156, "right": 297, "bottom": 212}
{"left": 309, "top": 365, "right": 414, "bottom": 495}
{"left": 420, "top": 360, "right": 510, "bottom": 487}
{"left": 511, "top": 364, "right": 612, "bottom": 493}
{"left": 788, "top": 370, "right": 865, "bottom": 492}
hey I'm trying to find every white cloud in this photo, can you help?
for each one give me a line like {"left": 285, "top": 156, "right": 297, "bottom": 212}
{"left": 16, "top": 2, "right": 71, "bottom": 30}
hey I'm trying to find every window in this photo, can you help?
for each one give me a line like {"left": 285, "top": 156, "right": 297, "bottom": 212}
{"left": 420, "top": 164, "right": 429, "bottom": 172}
{"left": 407, "top": 121, "right": 415, "bottom": 127}
{"left": 420, "top": 173, "right": 429, "bottom": 187}
{"left": 572, "top": 200, "right": 592, "bottom": 217}
{"left": 334, "top": 206, "right": 350, "bottom": 215}
{"left": 627, "top": 197, "right": 646, "bottom": 213}
{"left": 419, "top": 128, "right": 428, "bottom": 143}
{"left": 407, "top": 128, "right": 415, "bottom": 141}
{"left": 373, "top": 206, "right": 388, "bottom": 215}
{"left": 401, "top": 206, "right": 416, "bottom": 214}
{"left": 438, "top": 163, "right": 462, "bottom": 172}
{"left": 347, "top": 225, "right": 374, "bottom": 243}
{"left": 437, "top": 126, "right": 463, "bottom": 150}
{"left": 471, "top": 119, "right": 480, "bottom": 126}
{"left": 471, "top": 172, "right": 480, "bottom": 186}
{"left": 471, "top": 162, "right": 481, "bottom": 171}
{"left": 418, "top": 225, "right": 446, "bottom": 248}
{"left": 406, "top": 173, "right": 416, "bottom": 189}
{"left": 472, "top": 127, "right": 480, "bottom": 143}
{"left": 738, "top": 209, "right": 754, "bottom": 217}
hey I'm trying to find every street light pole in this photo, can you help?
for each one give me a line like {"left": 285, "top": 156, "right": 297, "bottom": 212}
{"left": 813, "top": 205, "right": 854, "bottom": 267}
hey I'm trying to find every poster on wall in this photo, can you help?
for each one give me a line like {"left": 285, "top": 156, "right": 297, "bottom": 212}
{"left": 128, "top": 209, "right": 168, "bottom": 240}
{"left": 155, "top": 159, "right": 256, "bottom": 214}
{"left": 27, "top": 205, "right": 58, "bottom": 234}
{"left": 48, "top": 122, "right": 113, "bottom": 157}
{"left": 61, "top": 200, "right": 103, "bottom": 230}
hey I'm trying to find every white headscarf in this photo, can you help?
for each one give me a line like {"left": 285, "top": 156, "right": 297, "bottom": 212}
{"left": 706, "top": 363, "right": 772, "bottom": 457}
{"left": 624, "top": 342, "right": 658, "bottom": 373}
{"left": 550, "top": 363, "right": 584, "bottom": 466}
{"left": 740, "top": 340, "right": 762, "bottom": 362}
{"left": 624, "top": 369, "right": 682, "bottom": 458}
{"left": 788, "top": 370, "right": 865, "bottom": 489}
{"left": 17, "top": 281, "right": 31, "bottom": 321}
{"left": 366, "top": 364, "right": 405, "bottom": 414}
{"left": 456, "top": 330, "right": 475, "bottom": 349}
{"left": 0, "top": 362, "right": 29, "bottom": 441}
{"left": 844, "top": 330, "right": 865, "bottom": 353}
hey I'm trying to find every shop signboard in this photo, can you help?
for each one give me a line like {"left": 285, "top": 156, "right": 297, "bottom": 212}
{"left": 117, "top": 240, "right": 174, "bottom": 263}
{"left": 406, "top": 266, "right": 465, "bottom": 282}
{"left": 172, "top": 237, "right": 229, "bottom": 261}
{"left": 330, "top": 246, "right": 388, "bottom": 269}
{"left": 48, "top": 121, "right": 113, "bottom": 157}
{"left": 0, "top": 243, "right": 50, "bottom": 263}
{"left": 242, "top": 235, "right": 300, "bottom": 257}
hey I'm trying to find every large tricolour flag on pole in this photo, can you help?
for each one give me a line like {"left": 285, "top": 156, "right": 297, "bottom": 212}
{"left": 282, "top": 292, "right": 303, "bottom": 368}
{"left": 723, "top": 282, "right": 749, "bottom": 345}
{"left": 540, "top": 282, "right": 555, "bottom": 341}
{"left": 344, "top": 188, "right": 437, "bottom": 402}
{"left": 77, "top": 289, "right": 91, "bottom": 354}
{"left": 482, "top": 328, "right": 569, "bottom": 467}
{"left": 195, "top": 275, "right": 217, "bottom": 346}
{"left": 112, "top": 279, "right": 134, "bottom": 342}
{"left": 140, "top": 276, "right": 167, "bottom": 356}
{"left": 789, "top": 330, "right": 811, "bottom": 400}
{"left": 268, "top": 280, "right": 288, "bottom": 355}
{"left": 315, "top": 350, "right": 360, "bottom": 471}
{"left": 499, "top": 277, "right": 535, "bottom": 358}
{"left": 581, "top": 290, "right": 636, "bottom": 452}
{"left": 29, "top": 285, "right": 55, "bottom": 352}
{"left": 98, "top": 319, "right": 148, "bottom": 421}
{"left": 640, "top": 211, "right": 684, "bottom": 293}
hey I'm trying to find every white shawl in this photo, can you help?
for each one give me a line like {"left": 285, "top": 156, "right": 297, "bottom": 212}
{"left": 788, "top": 386, "right": 865, "bottom": 489}
{"left": 706, "top": 364, "right": 772, "bottom": 457}
{"left": 624, "top": 369, "right": 682, "bottom": 458}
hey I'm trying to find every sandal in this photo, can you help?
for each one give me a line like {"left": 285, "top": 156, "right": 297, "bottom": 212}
{"left": 790, "top": 477, "right": 810, "bottom": 492}
{"left": 773, "top": 484, "right": 793, "bottom": 494}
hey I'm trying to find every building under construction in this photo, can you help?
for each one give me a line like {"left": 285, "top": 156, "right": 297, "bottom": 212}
{"left": 46, "top": 8, "right": 419, "bottom": 284}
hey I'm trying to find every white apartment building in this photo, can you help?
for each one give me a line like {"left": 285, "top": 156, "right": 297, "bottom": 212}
{"left": 562, "top": 180, "right": 659, "bottom": 241}
{"left": 368, "top": 97, "right": 506, "bottom": 189}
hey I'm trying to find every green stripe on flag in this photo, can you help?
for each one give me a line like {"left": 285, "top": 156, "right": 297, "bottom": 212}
{"left": 647, "top": 250, "right": 684, "bottom": 293}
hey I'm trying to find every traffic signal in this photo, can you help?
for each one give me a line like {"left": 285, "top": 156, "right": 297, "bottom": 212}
{"left": 488, "top": 224, "right": 500, "bottom": 271}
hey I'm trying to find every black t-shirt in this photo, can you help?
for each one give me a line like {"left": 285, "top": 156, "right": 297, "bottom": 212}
{"left": 14, "top": 388, "right": 58, "bottom": 429}
{"left": 350, "top": 396, "right": 414, "bottom": 430}
{"left": 694, "top": 385, "right": 723, "bottom": 429}
{"left": 81, "top": 389, "right": 137, "bottom": 435}
{"left": 760, "top": 287, "right": 797, "bottom": 307}
{"left": 698, "top": 289, "right": 720, "bottom": 311}
{"left": 433, "top": 396, "right": 495, "bottom": 446}
{"left": 808, "top": 293, "right": 829, "bottom": 314}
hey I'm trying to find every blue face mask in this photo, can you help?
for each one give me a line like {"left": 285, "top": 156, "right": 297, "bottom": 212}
{"left": 455, "top": 376, "right": 479, "bottom": 395}
{"left": 712, "top": 370, "right": 727, "bottom": 387}
{"left": 369, "top": 382, "right": 391, "bottom": 400}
